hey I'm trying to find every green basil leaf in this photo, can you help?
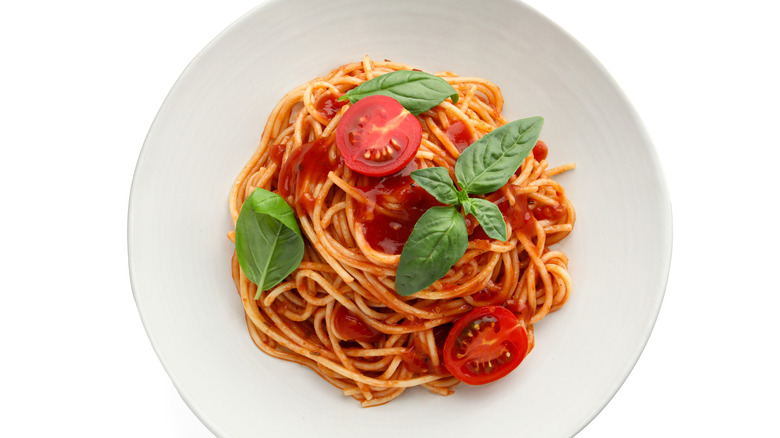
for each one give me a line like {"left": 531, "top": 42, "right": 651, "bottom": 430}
{"left": 464, "top": 197, "right": 508, "bottom": 241}
{"left": 235, "top": 188, "right": 304, "bottom": 299}
{"left": 410, "top": 167, "right": 459, "bottom": 205}
{"left": 338, "top": 70, "right": 459, "bottom": 115}
{"left": 455, "top": 117, "right": 544, "bottom": 195}
{"left": 395, "top": 206, "right": 468, "bottom": 296}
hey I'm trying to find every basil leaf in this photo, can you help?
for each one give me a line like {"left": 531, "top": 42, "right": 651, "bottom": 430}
{"left": 235, "top": 188, "right": 304, "bottom": 299}
{"left": 410, "top": 167, "right": 459, "bottom": 205}
{"left": 395, "top": 206, "right": 468, "bottom": 296}
{"left": 464, "top": 197, "right": 508, "bottom": 241}
{"left": 339, "top": 70, "right": 459, "bottom": 115}
{"left": 455, "top": 117, "right": 544, "bottom": 195}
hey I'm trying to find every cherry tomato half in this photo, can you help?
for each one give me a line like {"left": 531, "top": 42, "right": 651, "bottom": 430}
{"left": 443, "top": 306, "right": 528, "bottom": 385}
{"left": 332, "top": 305, "right": 381, "bottom": 343}
{"left": 335, "top": 95, "right": 421, "bottom": 176}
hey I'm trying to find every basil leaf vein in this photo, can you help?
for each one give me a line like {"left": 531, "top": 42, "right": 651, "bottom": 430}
{"left": 464, "top": 197, "right": 508, "bottom": 241}
{"left": 235, "top": 188, "right": 304, "bottom": 299}
{"left": 395, "top": 206, "right": 468, "bottom": 296}
{"left": 455, "top": 117, "right": 544, "bottom": 195}
{"left": 339, "top": 70, "right": 459, "bottom": 115}
{"left": 410, "top": 167, "right": 459, "bottom": 205}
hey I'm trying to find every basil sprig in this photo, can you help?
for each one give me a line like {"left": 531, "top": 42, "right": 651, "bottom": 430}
{"left": 395, "top": 117, "right": 544, "bottom": 296}
{"left": 235, "top": 188, "right": 304, "bottom": 299}
{"left": 338, "top": 70, "right": 458, "bottom": 115}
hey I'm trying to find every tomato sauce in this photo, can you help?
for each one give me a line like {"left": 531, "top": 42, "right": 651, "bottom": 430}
{"left": 505, "top": 299, "right": 529, "bottom": 322}
{"left": 503, "top": 194, "right": 535, "bottom": 236}
{"left": 445, "top": 121, "right": 475, "bottom": 152}
{"left": 532, "top": 140, "right": 548, "bottom": 162}
{"left": 269, "top": 143, "right": 286, "bottom": 168}
{"left": 314, "top": 93, "right": 347, "bottom": 120}
{"left": 400, "top": 323, "right": 451, "bottom": 376}
{"left": 534, "top": 203, "right": 567, "bottom": 221}
{"left": 354, "top": 163, "right": 441, "bottom": 255}
{"left": 470, "top": 280, "right": 503, "bottom": 305}
{"left": 278, "top": 137, "right": 342, "bottom": 213}
{"left": 333, "top": 305, "right": 380, "bottom": 343}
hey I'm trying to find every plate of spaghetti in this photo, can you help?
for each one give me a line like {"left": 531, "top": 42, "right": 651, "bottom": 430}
{"left": 128, "top": 0, "right": 671, "bottom": 437}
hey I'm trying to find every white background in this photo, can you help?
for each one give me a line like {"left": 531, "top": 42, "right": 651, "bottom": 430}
{"left": 1, "top": 0, "right": 778, "bottom": 436}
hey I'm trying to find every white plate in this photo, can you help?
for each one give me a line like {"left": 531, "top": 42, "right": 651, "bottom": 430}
{"left": 128, "top": 0, "right": 672, "bottom": 436}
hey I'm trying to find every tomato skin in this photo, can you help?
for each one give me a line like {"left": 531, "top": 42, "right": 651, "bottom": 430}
{"left": 443, "top": 306, "right": 528, "bottom": 385}
{"left": 335, "top": 95, "right": 422, "bottom": 176}
{"left": 332, "top": 305, "right": 381, "bottom": 343}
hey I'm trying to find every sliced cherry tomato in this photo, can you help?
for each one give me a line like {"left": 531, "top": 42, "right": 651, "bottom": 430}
{"left": 443, "top": 306, "right": 528, "bottom": 385}
{"left": 332, "top": 305, "right": 381, "bottom": 343}
{"left": 335, "top": 95, "right": 421, "bottom": 176}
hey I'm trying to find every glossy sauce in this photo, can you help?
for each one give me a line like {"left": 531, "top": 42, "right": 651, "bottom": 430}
{"left": 503, "top": 194, "right": 536, "bottom": 236}
{"left": 534, "top": 202, "right": 567, "bottom": 221}
{"left": 269, "top": 143, "right": 286, "bottom": 168}
{"left": 278, "top": 137, "right": 342, "bottom": 213}
{"left": 315, "top": 93, "right": 347, "bottom": 120}
{"left": 332, "top": 305, "right": 381, "bottom": 343}
{"left": 445, "top": 121, "right": 475, "bottom": 152}
{"left": 532, "top": 140, "right": 548, "bottom": 162}
{"left": 354, "top": 163, "right": 441, "bottom": 255}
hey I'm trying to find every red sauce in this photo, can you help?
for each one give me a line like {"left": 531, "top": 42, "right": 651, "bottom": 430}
{"left": 470, "top": 280, "right": 503, "bottom": 305}
{"left": 467, "top": 217, "right": 490, "bottom": 241}
{"left": 534, "top": 203, "right": 567, "bottom": 221}
{"left": 314, "top": 93, "right": 347, "bottom": 120}
{"left": 445, "top": 121, "right": 475, "bottom": 152}
{"left": 278, "top": 137, "right": 342, "bottom": 213}
{"left": 463, "top": 214, "right": 479, "bottom": 235}
{"left": 269, "top": 143, "right": 286, "bottom": 168}
{"left": 333, "top": 305, "right": 381, "bottom": 343}
{"left": 505, "top": 299, "right": 529, "bottom": 323}
{"left": 504, "top": 194, "right": 535, "bottom": 236}
{"left": 532, "top": 140, "right": 548, "bottom": 162}
{"left": 354, "top": 162, "right": 441, "bottom": 255}
{"left": 400, "top": 323, "right": 451, "bottom": 376}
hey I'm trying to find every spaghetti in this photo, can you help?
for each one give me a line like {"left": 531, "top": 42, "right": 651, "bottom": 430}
{"left": 228, "top": 56, "right": 575, "bottom": 406}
